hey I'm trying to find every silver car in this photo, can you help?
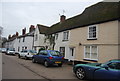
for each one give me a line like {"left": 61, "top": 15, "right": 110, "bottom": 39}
{"left": 18, "top": 50, "right": 37, "bottom": 60}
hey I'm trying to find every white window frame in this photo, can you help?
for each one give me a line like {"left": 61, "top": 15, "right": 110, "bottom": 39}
{"left": 69, "top": 47, "right": 75, "bottom": 56}
{"left": 88, "top": 25, "right": 98, "bottom": 39}
{"left": 63, "top": 31, "right": 69, "bottom": 41}
{"left": 84, "top": 45, "right": 98, "bottom": 61}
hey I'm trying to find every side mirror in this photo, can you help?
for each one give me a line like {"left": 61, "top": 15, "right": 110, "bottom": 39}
{"left": 104, "top": 66, "right": 109, "bottom": 70}
{"left": 101, "top": 65, "right": 109, "bottom": 70}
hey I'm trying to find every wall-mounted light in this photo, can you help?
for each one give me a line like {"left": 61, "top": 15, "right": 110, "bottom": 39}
{"left": 79, "top": 43, "right": 82, "bottom": 46}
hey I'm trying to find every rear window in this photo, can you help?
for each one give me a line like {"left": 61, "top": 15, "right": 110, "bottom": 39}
{"left": 50, "top": 51, "right": 62, "bottom": 56}
{"left": 8, "top": 48, "right": 15, "bottom": 51}
{"left": 23, "top": 50, "right": 28, "bottom": 53}
{"left": 29, "top": 50, "right": 37, "bottom": 53}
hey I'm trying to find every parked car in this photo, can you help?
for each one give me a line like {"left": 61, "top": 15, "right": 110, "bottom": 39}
{"left": 18, "top": 50, "right": 37, "bottom": 60}
{"left": 32, "top": 50, "right": 64, "bottom": 67}
{"left": 73, "top": 59, "right": 120, "bottom": 81}
{"left": 6, "top": 48, "right": 15, "bottom": 55}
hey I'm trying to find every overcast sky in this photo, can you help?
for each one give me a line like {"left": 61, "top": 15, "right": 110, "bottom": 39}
{"left": 0, "top": 0, "right": 104, "bottom": 38}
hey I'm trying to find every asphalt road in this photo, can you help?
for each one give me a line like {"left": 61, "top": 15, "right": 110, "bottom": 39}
{"left": 2, "top": 53, "right": 87, "bottom": 81}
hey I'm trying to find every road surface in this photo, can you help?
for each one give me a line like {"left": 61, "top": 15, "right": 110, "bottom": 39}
{"left": 2, "top": 53, "right": 86, "bottom": 81}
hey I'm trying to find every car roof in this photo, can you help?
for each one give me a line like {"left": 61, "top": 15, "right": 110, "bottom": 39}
{"left": 44, "top": 50, "right": 59, "bottom": 52}
{"left": 109, "top": 59, "right": 120, "bottom": 62}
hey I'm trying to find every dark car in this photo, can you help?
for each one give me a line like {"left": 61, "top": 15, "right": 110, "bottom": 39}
{"left": 73, "top": 59, "right": 120, "bottom": 81}
{"left": 32, "top": 50, "right": 64, "bottom": 67}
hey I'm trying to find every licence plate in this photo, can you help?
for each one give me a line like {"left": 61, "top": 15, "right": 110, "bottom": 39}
{"left": 32, "top": 53, "right": 35, "bottom": 55}
{"left": 55, "top": 62, "right": 61, "bottom": 63}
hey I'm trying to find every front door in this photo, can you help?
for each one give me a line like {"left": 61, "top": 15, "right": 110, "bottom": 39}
{"left": 69, "top": 47, "right": 75, "bottom": 60}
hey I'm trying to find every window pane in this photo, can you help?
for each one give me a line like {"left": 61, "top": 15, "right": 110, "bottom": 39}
{"left": 88, "top": 26, "right": 97, "bottom": 39}
{"left": 91, "top": 46, "right": 97, "bottom": 59}
{"left": 93, "top": 33, "right": 96, "bottom": 38}
{"left": 85, "top": 46, "right": 90, "bottom": 58}
{"left": 70, "top": 48, "right": 74, "bottom": 56}
{"left": 63, "top": 31, "right": 69, "bottom": 40}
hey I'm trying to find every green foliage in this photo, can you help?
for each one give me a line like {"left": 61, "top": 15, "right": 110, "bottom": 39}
{"left": 44, "top": 34, "right": 55, "bottom": 50}
{"left": 38, "top": 47, "right": 45, "bottom": 52}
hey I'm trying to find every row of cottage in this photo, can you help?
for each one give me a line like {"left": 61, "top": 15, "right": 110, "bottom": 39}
{"left": 3, "top": 2, "right": 120, "bottom": 63}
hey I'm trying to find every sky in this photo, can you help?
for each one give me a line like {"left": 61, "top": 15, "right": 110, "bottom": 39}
{"left": 0, "top": 0, "right": 105, "bottom": 38}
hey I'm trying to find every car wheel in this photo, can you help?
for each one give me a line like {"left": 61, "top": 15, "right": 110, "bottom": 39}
{"left": 32, "top": 58, "right": 36, "bottom": 63}
{"left": 44, "top": 61, "right": 49, "bottom": 67}
{"left": 25, "top": 56, "right": 28, "bottom": 60}
{"left": 18, "top": 55, "right": 21, "bottom": 58}
{"left": 75, "top": 67, "right": 86, "bottom": 80}
{"left": 58, "top": 64, "right": 62, "bottom": 67}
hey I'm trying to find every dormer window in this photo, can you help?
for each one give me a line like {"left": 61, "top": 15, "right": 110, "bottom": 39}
{"left": 88, "top": 25, "right": 97, "bottom": 40}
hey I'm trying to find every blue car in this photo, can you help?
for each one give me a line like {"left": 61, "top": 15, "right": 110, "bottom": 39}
{"left": 73, "top": 59, "right": 120, "bottom": 81}
{"left": 32, "top": 50, "right": 64, "bottom": 67}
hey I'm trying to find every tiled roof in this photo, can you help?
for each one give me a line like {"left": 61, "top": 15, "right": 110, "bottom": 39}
{"left": 37, "top": 24, "right": 50, "bottom": 34}
{"left": 17, "top": 33, "right": 33, "bottom": 38}
{"left": 6, "top": 37, "right": 17, "bottom": 42}
{"left": 47, "top": 2, "right": 120, "bottom": 34}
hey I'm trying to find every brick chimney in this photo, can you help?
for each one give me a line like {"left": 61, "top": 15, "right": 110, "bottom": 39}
{"left": 16, "top": 32, "right": 19, "bottom": 36}
{"left": 29, "top": 25, "right": 35, "bottom": 32}
{"left": 8, "top": 34, "right": 11, "bottom": 39}
{"left": 60, "top": 15, "right": 66, "bottom": 22}
{"left": 22, "top": 28, "right": 26, "bottom": 35}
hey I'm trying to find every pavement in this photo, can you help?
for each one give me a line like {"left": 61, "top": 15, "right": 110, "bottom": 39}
{"left": 0, "top": 53, "right": 2, "bottom": 80}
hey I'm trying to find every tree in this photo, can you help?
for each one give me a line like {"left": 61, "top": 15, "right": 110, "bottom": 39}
{"left": 0, "top": 26, "right": 3, "bottom": 36}
{"left": 44, "top": 34, "right": 55, "bottom": 50}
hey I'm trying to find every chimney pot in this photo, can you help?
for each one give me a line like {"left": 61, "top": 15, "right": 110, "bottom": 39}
{"left": 8, "top": 34, "right": 11, "bottom": 39}
{"left": 22, "top": 28, "right": 26, "bottom": 35}
{"left": 29, "top": 25, "right": 35, "bottom": 32}
{"left": 60, "top": 15, "right": 66, "bottom": 22}
{"left": 16, "top": 32, "right": 19, "bottom": 36}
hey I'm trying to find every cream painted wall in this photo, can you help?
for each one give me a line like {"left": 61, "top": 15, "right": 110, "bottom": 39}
{"left": 70, "top": 20, "right": 119, "bottom": 63}
{"left": 98, "top": 45, "right": 118, "bottom": 62}
{"left": 70, "top": 20, "right": 118, "bottom": 45}
{"left": 118, "top": 21, "right": 120, "bottom": 59}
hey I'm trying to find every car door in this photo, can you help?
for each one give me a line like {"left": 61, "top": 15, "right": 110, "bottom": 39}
{"left": 35, "top": 52, "right": 42, "bottom": 63}
{"left": 20, "top": 51, "right": 24, "bottom": 57}
{"left": 22, "top": 50, "right": 27, "bottom": 57}
{"left": 94, "top": 62, "right": 120, "bottom": 80}
{"left": 39, "top": 50, "right": 48, "bottom": 63}
{"left": 35, "top": 51, "right": 45, "bottom": 63}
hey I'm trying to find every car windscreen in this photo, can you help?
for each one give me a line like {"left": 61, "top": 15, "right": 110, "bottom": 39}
{"left": 50, "top": 51, "right": 62, "bottom": 56}
{"left": 29, "top": 50, "right": 37, "bottom": 53}
{"left": 8, "top": 48, "right": 15, "bottom": 51}
{"left": 2, "top": 48, "right": 6, "bottom": 51}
